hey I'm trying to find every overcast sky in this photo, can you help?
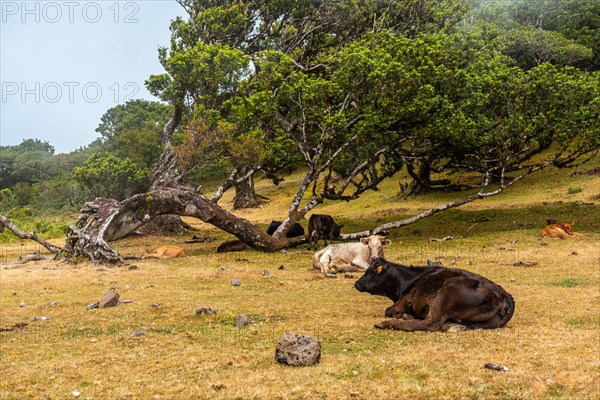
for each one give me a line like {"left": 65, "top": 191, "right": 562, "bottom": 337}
{"left": 1, "top": 0, "right": 184, "bottom": 153}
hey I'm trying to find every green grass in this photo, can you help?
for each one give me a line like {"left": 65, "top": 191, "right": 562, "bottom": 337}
{"left": 550, "top": 278, "right": 591, "bottom": 288}
{"left": 567, "top": 187, "right": 583, "bottom": 194}
{"left": 564, "top": 317, "right": 600, "bottom": 327}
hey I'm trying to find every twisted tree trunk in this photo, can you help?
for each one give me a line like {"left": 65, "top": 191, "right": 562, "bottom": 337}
{"left": 62, "top": 188, "right": 297, "bottom": 264}
{"left": 138, "top": 105, "right": 191, "bottom": 235}
{"left": 233, "top": 167, "right": 262, "bottom": 209}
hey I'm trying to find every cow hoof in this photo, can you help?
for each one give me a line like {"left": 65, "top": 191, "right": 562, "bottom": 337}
{"left": 374, "top": 322, "right": 388, "bottom": 329}
{"left": 444, "top": 323, "right": 467, "bottom": 333}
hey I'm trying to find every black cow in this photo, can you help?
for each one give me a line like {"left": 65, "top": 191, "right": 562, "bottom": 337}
{"left": 308, "top": 214, "right": 343, "bottom": 250}
{"left": 355, "top": 258, "right": 515, "bottom": 332}
{"left": 266, "top": 221, "right": 305, "bottom": 238}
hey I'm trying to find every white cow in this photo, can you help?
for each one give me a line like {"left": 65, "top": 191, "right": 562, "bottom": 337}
{"left": 312, "top": 235, "right": 391, "bottom": 274}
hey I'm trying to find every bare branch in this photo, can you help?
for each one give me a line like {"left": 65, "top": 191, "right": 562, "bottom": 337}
{"left": 0, "top": 215, "right": 63, "bottom": 254}
{"left": 340, "top": 160, "right": 555, "bottom": 240}
{"left": 211, "top": 168, "right": 238, "bottom": 203}
{"left": 211, "top": 166, "right": 260, "bottom": 203}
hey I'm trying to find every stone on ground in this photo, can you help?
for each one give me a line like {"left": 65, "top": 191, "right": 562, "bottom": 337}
{"left": 98, "top": 288, "right": 120, "bottom": 308}
{"left": 275, "top": 332, "right": 321, "bottom": 366}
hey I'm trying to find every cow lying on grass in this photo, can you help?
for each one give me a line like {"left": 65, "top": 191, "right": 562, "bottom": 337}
{"left": 541, "top": 221, "right": 585, "bottom": 238}
{"left": 313, "top": 235, "right": 391, "bottom": 274}
{"left": 355, "top": 258, "right": 515, "bottom": 332}
{"left": 142, "top": 245, "right": 185, "bottom": 259}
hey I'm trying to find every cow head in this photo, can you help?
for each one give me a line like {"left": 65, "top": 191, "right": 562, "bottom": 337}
{"left": 332, "top": 222, "right": 343, "bottom": 238}
{"left": 354, "top": 257, "right": 392, "bottom": 296}
{"left": 561, "top": 221, "right": 575, "bottom": 234}
{"left": 360, "top": 235, "right": 391, "bottom": 259}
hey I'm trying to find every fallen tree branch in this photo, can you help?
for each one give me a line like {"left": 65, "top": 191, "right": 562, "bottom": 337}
{"left": 340, "top": 161, "right": 554, "bottom": 240}
{"left": 428, "top": 236, "right": 462, "bottom": 242}
{"left": 63, "top": 189, "right": 289, "bottom": 264}
{"left": 0, "top": 252, "right": 49, "bottom": 266}
{"left": 0, "top": 215, "right": 63, "bottom": 254}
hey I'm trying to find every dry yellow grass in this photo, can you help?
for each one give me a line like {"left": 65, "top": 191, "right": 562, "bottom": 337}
{"left": 1, "top": 165, "right": 599, "bottom": 399}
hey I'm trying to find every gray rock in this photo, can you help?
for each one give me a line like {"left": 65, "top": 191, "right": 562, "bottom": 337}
{"left": 234, "top": 315, "right": 250, "bottom": 328}
{"left": 275, "top": 332, "right": 321, "bottom": 366}
{"left": 195, "top": 307, "right": 217, "bottom": 315}
{"left": 98, "top": 288, "right": 120, "bottom": 308}
{"left": 87, "top": 302, "right": 99, "bottom": 310}
{"left": 278, "top": 265, "right": 285, "bottom": 270}
{"left": 343, "top": 274, "right": 355, "bottom": 279}
{"left": 262, "top": 269, "right": 270, "bottom": 277}
{"left": 19, "top": 300, "right": 26, "bottom": 307}
{"left": 484, "top": 363, "right": 509, "bottom": 372}
{"left": 427, "top": 259, "right": 443, "bottom": 267}
{"left": 149, "top": 303, "right": 160, "bottom": 308}
{"left": 128, "top": 265, "right": 138, "bottom": 270}
{"left": 231, "top": 279, "right": 241, "bottom": 286}
{"left": 131, "top": 332, "right": 145, "bottom": 338}
{"left": 325, "top": 273, "right": 337, "bottom": 278}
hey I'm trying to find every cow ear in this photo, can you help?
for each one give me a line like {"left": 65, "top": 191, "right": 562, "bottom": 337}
{"left": 383, "top": 239, "right": 391, "bottom": 246}
{"left": 376, "top": 265, "right": 383, "bottom": 274}
{"left": 360, "top": 238, "right": 369, "bottom": 245}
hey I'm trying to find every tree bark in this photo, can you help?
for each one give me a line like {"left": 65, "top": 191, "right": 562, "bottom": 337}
{"left": 141, "top": 104, "right": 191, "bottom": 236}
{"left": 233, "top": 167, "right": 261, "bottom": 209}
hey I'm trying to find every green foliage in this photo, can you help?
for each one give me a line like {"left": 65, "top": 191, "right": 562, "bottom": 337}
{"left": 73, "top": 153, "right": 150, "bottom": 200}
{"left": 0, "top": 213, "right": 69, "bottom": 242}
{"left": 567, "top": 187, "right": 583, "bottom": 194}
{"left": 13, "top": 183, "right": 40, "bottom": 207}
{"left": 0, "top": 188, "right": 14, "bottom": 209}
{"left": 95, "top": 99, "right": 171, "bottom": 142}
{"left": 148, "top": 0, "right": 472, "bottom": 186}
{"left": 113, "top": 126, "right": 163, "bottom": 169}
{"left": 94, "top": 100, "right": 171, "bottom": 172}
{"left": 10, "top": 138, "right": 55, "bottom": 153}
{"left": 498, "top": 26, "right": 593, "bottom": 69}
{"left": 1, "top": 139, "right": 57, "bottom": 187}
{"left": 469, "top": 0, "right": 600, "bottom": 71}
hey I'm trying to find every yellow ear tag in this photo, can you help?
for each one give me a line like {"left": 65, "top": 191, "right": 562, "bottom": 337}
{"left": 376, "top": 265, "right": 383, "bottom": 273}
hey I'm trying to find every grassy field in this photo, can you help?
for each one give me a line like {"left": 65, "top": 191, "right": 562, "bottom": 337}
{"left": 1, "top": 163, "right": 599, "bottom": 399}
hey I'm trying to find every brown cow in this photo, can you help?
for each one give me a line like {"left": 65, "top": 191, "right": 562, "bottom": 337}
{"left": 216, "top": 240, "right": 250, "bottom": 253}
{"left": 541, "top": 221, "right": 585, "bottom": 238}
{"left": 354, "top": 258, "right": 515, "bottom": 332}
{"left": 142, "top": 245, "right": 185, "bottom": 259}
